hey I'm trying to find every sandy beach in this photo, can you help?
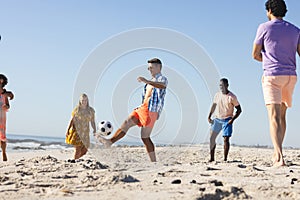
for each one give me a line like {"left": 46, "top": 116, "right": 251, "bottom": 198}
{"left": 0, "top": 145, "right": 300, "bottom": 200}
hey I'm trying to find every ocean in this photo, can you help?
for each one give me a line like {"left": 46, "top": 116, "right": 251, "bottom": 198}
{"left": 5, "top": 134, "right": 71, "bottom": 152}
{"left": 6, "top": 134, "right": 279, "bottom": 152}
{"left": 4, "top": 134, "right": 145, "bottom": 152}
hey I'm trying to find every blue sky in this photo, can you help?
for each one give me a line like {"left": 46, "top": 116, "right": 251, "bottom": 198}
{"left": 1, "top": 0, "right": 299, "bottom": 147}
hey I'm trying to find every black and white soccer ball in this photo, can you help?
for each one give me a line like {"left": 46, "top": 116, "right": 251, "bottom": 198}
{"left": 97, "top": 120, "right": 113, "bottom": 136}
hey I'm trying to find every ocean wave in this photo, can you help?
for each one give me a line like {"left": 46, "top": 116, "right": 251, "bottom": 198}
{"left": 7, "top": 138, "right": 71, "bottom": 151}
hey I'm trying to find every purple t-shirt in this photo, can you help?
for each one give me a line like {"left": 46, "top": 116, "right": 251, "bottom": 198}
{"left": 254, "top": 19, "right": 300, "bottom": 76}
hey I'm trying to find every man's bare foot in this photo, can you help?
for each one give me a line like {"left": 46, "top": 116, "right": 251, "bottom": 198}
{"left": 271, "top": 152, "right": 285, "bottom": 167}
{"left": 2, "top": 152, "right": 7, "bottom": 161}
{"left": 273, "top": 160, "right": 285, "bottom": 167}
{"left": 98, "top": 136, "right": 112, "bottom": 148}
{"left": 208, "top": 159, "right": 215, "bottom": 162}
{"left": 272, "top": 152, "right": 279, "bottom": 164}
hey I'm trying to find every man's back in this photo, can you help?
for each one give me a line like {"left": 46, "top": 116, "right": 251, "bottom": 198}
{"left": 255, "top": 19, "right": 300, "bottom": 76}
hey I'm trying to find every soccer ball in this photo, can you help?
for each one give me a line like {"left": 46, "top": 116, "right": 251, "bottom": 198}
{"left": 97, "top": 120, "right": 113, "bottom": 136}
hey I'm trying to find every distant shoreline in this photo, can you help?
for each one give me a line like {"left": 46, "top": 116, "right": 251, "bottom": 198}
{"left": 4, "top": 133, "right": 300, "bottom": 151}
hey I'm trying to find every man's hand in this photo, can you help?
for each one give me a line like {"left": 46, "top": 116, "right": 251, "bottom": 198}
{"left": 229, "top": 105, "right": 242, "bottom": 125}
{"left": 227, "top": 119, "right": 234, "bottom": 125}
{"left": 6, "top": 91, "right": 14, "bottom": 100}
{"left": 208, "top": 117, "right": 213, "bottom": 124}
{"left": 2, "top": 104, "right": 9, "bottom": 110}
{"left": 252, "top": 44, "right": 263, "bottom": 62}
{"left": 137, "top": 77, "right": 148, "bottom": 83}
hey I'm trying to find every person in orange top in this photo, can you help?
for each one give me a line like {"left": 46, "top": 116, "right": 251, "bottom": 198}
{"left": 0, "top": 74, "right": 14, "bottom": 161}
{"left": 208, "top": 78, "right": 242, "bottom": 162}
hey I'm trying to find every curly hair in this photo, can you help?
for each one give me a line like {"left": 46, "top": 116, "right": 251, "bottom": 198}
{"left": 265, "top": 0, "right": 287, "bottom": 17}
{"left": 0, "top": 74, "right": 8, "bottom": 87}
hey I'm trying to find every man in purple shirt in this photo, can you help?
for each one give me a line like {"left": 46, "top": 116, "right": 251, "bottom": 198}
{"left": 252, "top": 0, "right": 300, "bottom": 167}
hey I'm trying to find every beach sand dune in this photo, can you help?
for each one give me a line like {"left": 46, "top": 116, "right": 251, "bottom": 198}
{"left": 0, "top": 145, "right": 300, "bottom": 200}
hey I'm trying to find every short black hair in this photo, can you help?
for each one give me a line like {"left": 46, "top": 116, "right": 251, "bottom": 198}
{"left": 147, "top": 58, "right": 162, "bottom": 65}
{"left": 265, "top": 0, "right": 287, "bottom": 17}
{"left": 0, "top": 74, "right": 8, "bottom": 87}
{"left": 220, "top": 78, "right": 229, "bottom": 86}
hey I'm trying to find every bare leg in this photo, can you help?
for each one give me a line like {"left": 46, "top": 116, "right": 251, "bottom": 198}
{"left": 280, "top": 103, "right": 287, "bottom": 147}
{"left": 80, "top": 146, "right": 88, "bottom": 158}
{"left": 272, "top": 103, "right": 288, "bottom": 163}
{"left": 110, "top": 116, "right": 138, "bottom": 144}
{"left": 141, "top": 126, "right": 156, "bottom": 162}
{"left": 148, "top": 151, "right": 156, "bottom": 162}
{"left": 142, "top": 137, "right": 156, "bottom": 162}
{"left": 110, "top": 129, "right": 126, "bottom": 144}
{"left": 74, "top": 146, "right": 82, "bottom": 159}
{"left": 142, "top": 137, "right": 155, "bottom": 152}
{"left": 223, "top": 136, "right": 230, "bottom": 161}
{"left": 1, "top": 141, "right": 7, "bottom": 161}
{"left": 99, "top": 116, "right": 138, "bottom": 147}
{"left": 209, "top": 131, "right": 218, "bottom": 162}
{"left": 266, "top": 104, "right": 285, "bottom": 166}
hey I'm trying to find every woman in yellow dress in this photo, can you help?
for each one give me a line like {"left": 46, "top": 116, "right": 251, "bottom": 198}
{"left": 66, "top": 94, "right": 96, "bottom": 160}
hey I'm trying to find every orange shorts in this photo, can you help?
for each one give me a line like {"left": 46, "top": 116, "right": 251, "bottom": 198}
{"left": 262, "top": 75, "right": 297, "bottom": 107}
{"left": 120, "top": 102, "right": 158, "bottom": 135}
{"left": 130, "top": 103, "right": 158, "bottom": 128}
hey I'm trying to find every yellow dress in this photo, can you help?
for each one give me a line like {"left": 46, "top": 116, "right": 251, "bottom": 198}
{"left": 66, "top": 106, "right": 95, "bottom": 148}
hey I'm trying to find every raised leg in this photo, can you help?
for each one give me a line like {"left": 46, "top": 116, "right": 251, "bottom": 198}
{"left": 98, "top": 116, "right": 138, "bottom": 147}
{"left": 110, "top": 129, "right": 126, "bottom": 144}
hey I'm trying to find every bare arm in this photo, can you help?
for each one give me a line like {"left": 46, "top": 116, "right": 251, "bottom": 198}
{"left": 252, "top": 43, "right": 263, "bottom": 62}
{"left": 137, "top": 77, "right": 166, "bottom": 89}
{"left": 66, "top": 117, "right": 74, "bottom": 137}
{"left": 91, "top": 115, "right": 96, "bottom": 134}
{"left": 297, "top": 44, "right": 300, "bottom": 57}
{"left": 208, "top": 103, "right": 217, "bottom": 124}
{"left": 2, "top": 95, "right": 10, "bottom": 110}
{"left": 5, "top": 91, "right": 14, "bottom": 100}
{"left": 228, "top": 105, "right": 242, "bottom": 124}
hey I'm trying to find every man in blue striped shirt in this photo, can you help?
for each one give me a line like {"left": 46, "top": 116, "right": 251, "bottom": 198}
{"left": 99, "top": 58, "right": 168, "bottom": 162}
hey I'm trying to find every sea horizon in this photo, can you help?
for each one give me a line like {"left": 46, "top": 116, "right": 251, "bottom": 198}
{"left": 4, "top": 133, "right": 300, "bottom": 153}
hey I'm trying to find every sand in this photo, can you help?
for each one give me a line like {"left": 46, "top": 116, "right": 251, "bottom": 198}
{"left": 0, "top": 145, "right": 300, "bottom": 200}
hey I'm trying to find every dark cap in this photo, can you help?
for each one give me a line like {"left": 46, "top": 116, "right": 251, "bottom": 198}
{"left": 147, "top": 58, "right": 162, "bottom": 65}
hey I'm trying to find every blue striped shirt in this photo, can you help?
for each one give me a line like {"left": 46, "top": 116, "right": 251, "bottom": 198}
{"left": 142, "top": 73, "right": 168, "bottom": 119}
